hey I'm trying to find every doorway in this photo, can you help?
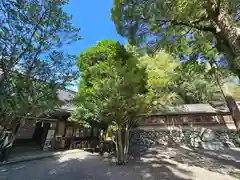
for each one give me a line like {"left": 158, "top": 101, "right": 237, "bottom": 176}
{"left": 32, "top": 122, "right": 50, "bottom": 148}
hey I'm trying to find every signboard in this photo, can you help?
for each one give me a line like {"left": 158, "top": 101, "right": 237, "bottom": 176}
{"left": 46, "top": 130, "right": 55, "bottom": 140}
{"left": 43, "top": 129, "right": 55, "bottom": 150}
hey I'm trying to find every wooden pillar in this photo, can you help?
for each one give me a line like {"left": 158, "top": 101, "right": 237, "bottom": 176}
{"left": 166, "top": 115, "right": 169, "bottom": 129}
{"left": 225, "top": 96, "right": 240, "bottom": 131}
{"left": 51, "top": 119, "right": 60, "bottom": 150}
{"left": 70, "top": 124, "right": 76, "bottom": 149}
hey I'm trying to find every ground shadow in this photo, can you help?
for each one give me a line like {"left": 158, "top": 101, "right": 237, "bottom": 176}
{"left": 129, "top": 144, "right": 240, "bottom": 179}
{"left": 191, "top": 148, "right": 240, "bottom": 168}
{"left": 0, "top": 150, "right": 194, "bottom": 180}
{"left": 181, "top": 147, "right": 240, "bottom": 178}
{"left": 1, "top": 145, "right": 240, "bottom": 180}
{"left": 126, "top": 157, "right": 193, "bottom": 180}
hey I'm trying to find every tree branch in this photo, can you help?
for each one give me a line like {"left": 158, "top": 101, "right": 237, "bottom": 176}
{"left": 14, "top": 7, "right": 47, "bottom": 67}
{"left": 216, "top": 0, "right": 221, "bottom": 15}
{"left": 140, "top": 14, "right": 216, "bottom": 33}
{"left": 155, "top": 18, "right": 216, "bottom": 33}
{"left": 26, "top": 5, "right": 53, "bottom": 77}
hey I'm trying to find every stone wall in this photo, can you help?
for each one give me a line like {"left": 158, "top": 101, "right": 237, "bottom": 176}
{"left": 130, "top": 128, "right": 240, "bottom": 150}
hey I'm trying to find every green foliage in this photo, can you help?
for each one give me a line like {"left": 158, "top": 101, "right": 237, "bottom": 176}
{"left": 233, "top": 85, "right": 240, "bottom": 100}
{"left": 1, "top": 0, "right": 80, "bottom": 72}
{"left": 169, "top": 60, "right": 224, "bottom": 104}
{"left": 1, "top": 76, "right": 57, "bottom": 116}
{"left": 78, "top": 40, "right": 130, "bottom": 71}
{"left": 72, "top": 40, "right": 147, "bottom": 129}
{"left": 124, "top": 43, "right": 145, "bottom": 57}
{"left": 0, "top": 0, "right": 81, "bottom": 131}
{"left": 138, "top": 51, "right": 180, "bottom": 112}
{"left": 137, "top": 50, "right": 224, "bottom": 112}
{"left": 223, "top": 76, "right": 240, "bottom": 100}
{"left": 111, "top": 0, "right": 240, "bottom": 77}
{"left": 112, "top": 0, "right": 216, "bottom": 44}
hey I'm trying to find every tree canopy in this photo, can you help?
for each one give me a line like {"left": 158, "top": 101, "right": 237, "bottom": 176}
{"left": 73, "top": 40, "right": 147, "bottom": 127}
{"left": 137, "top": 50, "right": 226, "bottom": 112}
{"left": 111, "top": 0, "right": 240, "bottom": 78}
{"left": 72, "top": 40, "right": 147, "bottom": 164}
{"left": 169, "top": 60, "right": 224, "bottom": 104}
{"left": 138, "top": 50, "right": 180, "bottom": 112}
{"left": 0, "top": 0, "right": 80, "bottom": 84}
{"left": 0, "top": 0, "right": 80, "bottom": 133}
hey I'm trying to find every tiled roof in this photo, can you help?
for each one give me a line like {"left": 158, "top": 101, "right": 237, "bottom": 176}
{"left": 56, "top": 89, "right": 76, "bottom": 112}
{"left": 57, "top": 89, "right": 75, "bottom": 102}
{"left": 210, "top": 101, "right": 240, "bottom": 112}
{"left": 144, "top": 102, "right": 236, "bottom": 116}
{"left": 165, "top": 104, "right": 221, "bottom": 114}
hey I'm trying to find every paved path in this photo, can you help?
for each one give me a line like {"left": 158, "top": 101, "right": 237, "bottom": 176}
{"left": 0, "top": 150, "right": 239, "bottom": 180}
{"left": 0, "top": 149, "right": 82, "bottom": 166}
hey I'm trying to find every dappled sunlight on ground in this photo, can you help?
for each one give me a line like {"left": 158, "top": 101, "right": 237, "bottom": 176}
{"left": 129, "top": 144, "right": 240, "bottom": 180}
{"left": 128, "top": 158, "right": 193, "bottom": 180}
{"left": 0, "top": 148, "right": 240, "bottom": 180}
{"left": 56, "top": 150, "right": 94, "bottom": 163}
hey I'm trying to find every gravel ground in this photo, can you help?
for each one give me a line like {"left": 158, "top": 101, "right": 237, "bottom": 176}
{"left": 0, "top": 148, "right": 239, "bottom": 180}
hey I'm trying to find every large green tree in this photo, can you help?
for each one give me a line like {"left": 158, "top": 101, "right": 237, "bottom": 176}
{"left": 0, "top": 74, "right": 60, "bottom": 135}
{"left": 111, "top": 0, "right": 240, "bottom": 78}
{"left": 112, "top": 0, "right": 240, "bottom": 130}
{"left": 139, "top": 50, "right": 225, "bottom": 109}
{"left": 169, "top": 60, "right": 224, "bottom": 104}
{"left": 0, "top": 0, "right": 80, "bottom": 141}
{"left": 72, "top": 40, "right": 147, "bottom": 164}
{"left": 138, "top": 50, "right": 180, "bottom": 112}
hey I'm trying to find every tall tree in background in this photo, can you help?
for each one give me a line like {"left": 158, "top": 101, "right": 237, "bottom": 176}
{"left": 138, "top": 51, "right": 225, "bottom": 110}
{"left": 72, "top": 40, "right": 147, "bottom": 164}
{"left": 170, "top": 60, "right": 224, "bottom": 104}
{"left": 111, "top": 0, "right": 240, "bottom": 78}
{"left": 112, "top": 0, "right": 240, "bottom": 130}
{"left": 138, "top": 50, "right": 180, "bottom": 112}
{"left": 0, "top": 0, "right": 80, "bottom": 139}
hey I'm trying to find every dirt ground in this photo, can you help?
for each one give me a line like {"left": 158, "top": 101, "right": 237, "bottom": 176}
{"left": 128, "top": 144, "right": 240, "bottom": 180}
{"left": 1, "top": 146, "right": 240, "bottom": 180}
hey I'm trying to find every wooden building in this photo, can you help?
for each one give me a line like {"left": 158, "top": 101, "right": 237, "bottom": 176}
{"left": 13, "top": 89, "right": 102, "bottom": 152}
{"left": 135, "top": 103, "right": 238, "bottom": 130}
{"left": 13, "top": 89, "right": 79, "bottom": 152}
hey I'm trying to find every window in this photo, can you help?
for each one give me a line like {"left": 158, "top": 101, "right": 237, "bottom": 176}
{"left": 80, "top": 129, "right": 84, "bottom": 137}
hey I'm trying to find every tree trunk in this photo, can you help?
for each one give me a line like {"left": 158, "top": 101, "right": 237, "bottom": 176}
{"left": 225, "top": 96, "right": 240, "bottom": 131}
{"left": 215, "top": 9, "right": 240, "bottom": 56}
{"left": 0, "top": 74, "right": 5, "bottom": 88}
{"left": 214, "top": 8, "right": 240, "bottom": 79}
{"left": 213, "top": 68, "right": 240, "bottom": 131}
{"left": 206, "top": 0, "right": 240, "bottom": 58}
{"left": 116, "top": 130, "right": 123, "bottom": 164}
{"left": 115, "top": 129, "right": 130, "bottom": 165}
{"left": 123, "top": 128, "right": 129, "bottom": 163}
{"left": 207, "top": 4, "right": 240, "bottom": 78}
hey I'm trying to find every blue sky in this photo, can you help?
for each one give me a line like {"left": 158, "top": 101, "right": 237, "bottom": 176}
{"left": 63, "top": 0, "right": 127, "bottom": 91}
{"left": 63, "top": 0, "right": 127, "bottom": 56}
